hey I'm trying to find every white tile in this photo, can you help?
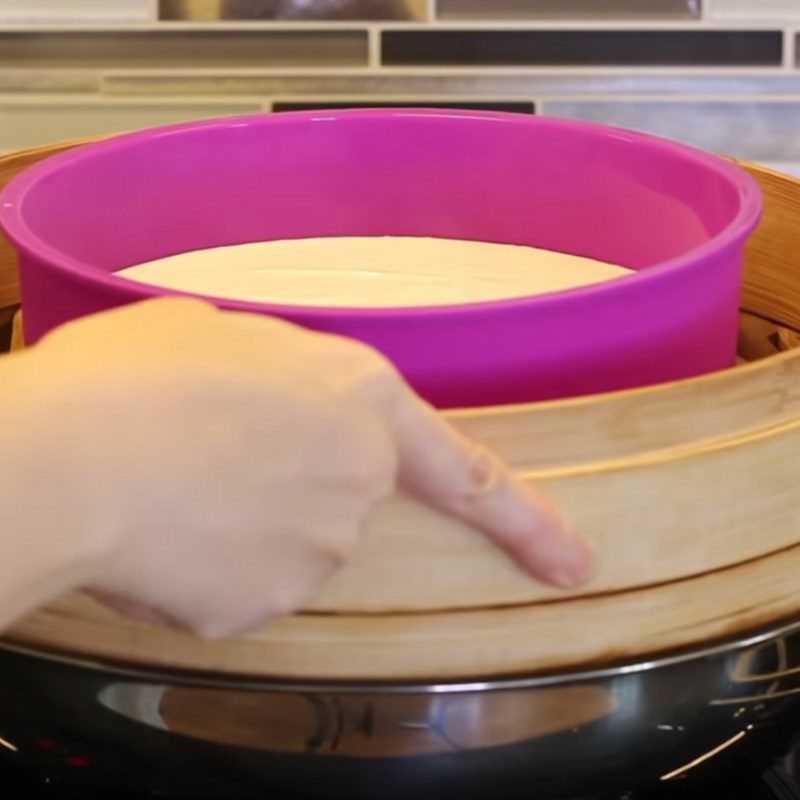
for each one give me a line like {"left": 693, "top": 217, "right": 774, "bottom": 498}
{"left": 543, "top": 100, "right": 800, "bottom": 161}
{"left": 0, "top": 1, "right": 156, "bottom": 23}
{"left": 760, "top": 160, "right": 800, "bottom": 177}
{"left": 709, "top": 0, "right": 800, "bottom": 20}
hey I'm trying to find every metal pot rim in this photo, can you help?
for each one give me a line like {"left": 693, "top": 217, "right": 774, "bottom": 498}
{"left": 3, "top": 615, "right": 800, "bottom": 694}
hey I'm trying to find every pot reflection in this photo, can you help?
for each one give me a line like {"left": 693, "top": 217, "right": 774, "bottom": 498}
{"left": 147, "top": 684, "right": 616, "bottom": 756}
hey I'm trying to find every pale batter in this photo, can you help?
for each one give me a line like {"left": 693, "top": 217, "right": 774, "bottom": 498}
{"left": 116, "top": 237, "right": 633, "bottom": 308}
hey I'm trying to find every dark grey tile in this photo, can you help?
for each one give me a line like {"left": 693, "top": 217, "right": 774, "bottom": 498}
{"left": 160, "top": 0, "right": 427, "bottom": 20}
{"left": 543, "top": 100, "right": 800, "bottom": 160}
{"left": 437, "top": 0, "right": 699, "bottom": 20}
{"left": 382, "top": 29, "right": 782, "bottom": 67}
{"left": 272, "top": 100, "right": 534, "bottom": 113}
{"left": 0, "top": 30, "right": 368, "bottom": 69}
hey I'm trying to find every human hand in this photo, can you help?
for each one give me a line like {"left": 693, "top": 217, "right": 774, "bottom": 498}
{"left": 2, "top": 298, "right": 592, "bottom": 637}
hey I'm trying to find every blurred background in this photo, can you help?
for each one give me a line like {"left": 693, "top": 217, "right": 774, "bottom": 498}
{"left": 1, "top": 1, "right": 800, "bottom": 173}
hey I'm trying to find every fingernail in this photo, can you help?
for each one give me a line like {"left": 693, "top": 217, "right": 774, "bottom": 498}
{"left": 550, "top": 531, "right": 595, "bottom": 588}
{"left": 549, "top": 568, "right": 583, "bottom": 588}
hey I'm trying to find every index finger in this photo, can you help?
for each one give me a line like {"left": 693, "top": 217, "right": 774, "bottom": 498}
{"left": 388, "top": 389, "right": 594, "bottom": 588}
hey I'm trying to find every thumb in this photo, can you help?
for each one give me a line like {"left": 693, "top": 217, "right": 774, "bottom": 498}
{"left": 389, "top": 390, "right": 594, "bottom": 588}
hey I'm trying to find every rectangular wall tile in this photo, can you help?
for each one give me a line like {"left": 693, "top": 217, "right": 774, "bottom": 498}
{"left": 1, "top": 71, "right": 101, "bottom": 93}
{"left": 710, "top": 0, "right": 800, "bottom": 20}
{"left": 272, "top": 100, "right": 534, "bottom": 112}
{"left": 760, "top": 161, "right": 800, "bottom": 178}
{"left": 542, "top": 100, "right": 800, "bottom": 160}
{"left": 437, "top": 0, "right": 699, "bottom": 20}
{"left": 160, "top": 0, "right": 427, "bottom": 20}
{"left": 0, "top": 31, "right": 368, "bottom": 69}
{"left": 382, "top": 30, "right": 782, "bottom": 67}
{"left": 0, "top": 0, "right": 155, "bottom": 22}
{"left": 0, "top": 98, "right": 263, "bottom": 152}
{"left": 102, "top": 72, "right": 800, "bottom": 100}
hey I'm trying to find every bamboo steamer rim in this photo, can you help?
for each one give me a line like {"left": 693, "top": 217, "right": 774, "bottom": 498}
{"left": 2, "top": 140, "right": 800, "bottom": 680}
{"left": 9, "top": 541, "right": 800, "bottom": 682}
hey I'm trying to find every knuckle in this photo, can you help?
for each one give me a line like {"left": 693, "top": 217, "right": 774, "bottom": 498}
{"left": 331, "top": 334, "right": 384, "bottom": 362}
{"left": 330, "top": 338, "right": 402, "bottom": 403}
{"left": 307, "top": 513, "right": 368, "bottom": 570}
{"left": 189, "top": 588, "right": 300, "bottom": 638}
{"left": 322, "top": 543, "right": 350, "bottom": 571}
{"left": 467, "top": 446, "right": 503, "bottom": 491}
{"left": 190, "top": 618, "right": 237, "bottom": 641}
{"left": 321, "top": 529, "right": 361, "bottom": 569}
{"left": 323, "top": 419, "right": 397, "bottom": 498}
{"left": 265, "top": 587, "right": 302, "bottom": 620}
{"left": 359, "top": 361, "right": 402, "bottom": 405}
{"left": 445, "top": 445, "right": 504, "bottom": 513}
{"left": 345, "top": 447, "right": 397, "bottom": 500}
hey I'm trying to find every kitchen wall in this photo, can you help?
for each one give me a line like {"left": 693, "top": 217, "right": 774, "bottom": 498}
{"left": 2, "top": 0, "right": 800, "bottom": 174}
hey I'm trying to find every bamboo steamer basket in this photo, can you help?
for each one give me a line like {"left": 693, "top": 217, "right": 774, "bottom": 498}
{"left": 2, "top": 140, "right": 800, "bottom": 681}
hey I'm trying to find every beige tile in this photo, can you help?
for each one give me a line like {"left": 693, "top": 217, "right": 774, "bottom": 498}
{"left": 0, "top": 70, "right": 100, "bottom": 93}
{"left": 102, "top": 72, "right": 800, "bottom": 99}
{"left": 0, "top": 30, "right": 368, "bottom": 69}
{"left": 0, "top": 97, "right": 263, "bottom": 151}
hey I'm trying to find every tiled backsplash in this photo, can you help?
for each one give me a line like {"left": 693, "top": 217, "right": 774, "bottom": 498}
{"left": 3, "top": 0, "right": 800, "bottom": 176}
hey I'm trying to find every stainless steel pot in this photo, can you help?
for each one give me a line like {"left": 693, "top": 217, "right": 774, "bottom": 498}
{"left": 2, "top": 619, "right": 800, "bottom": 799}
